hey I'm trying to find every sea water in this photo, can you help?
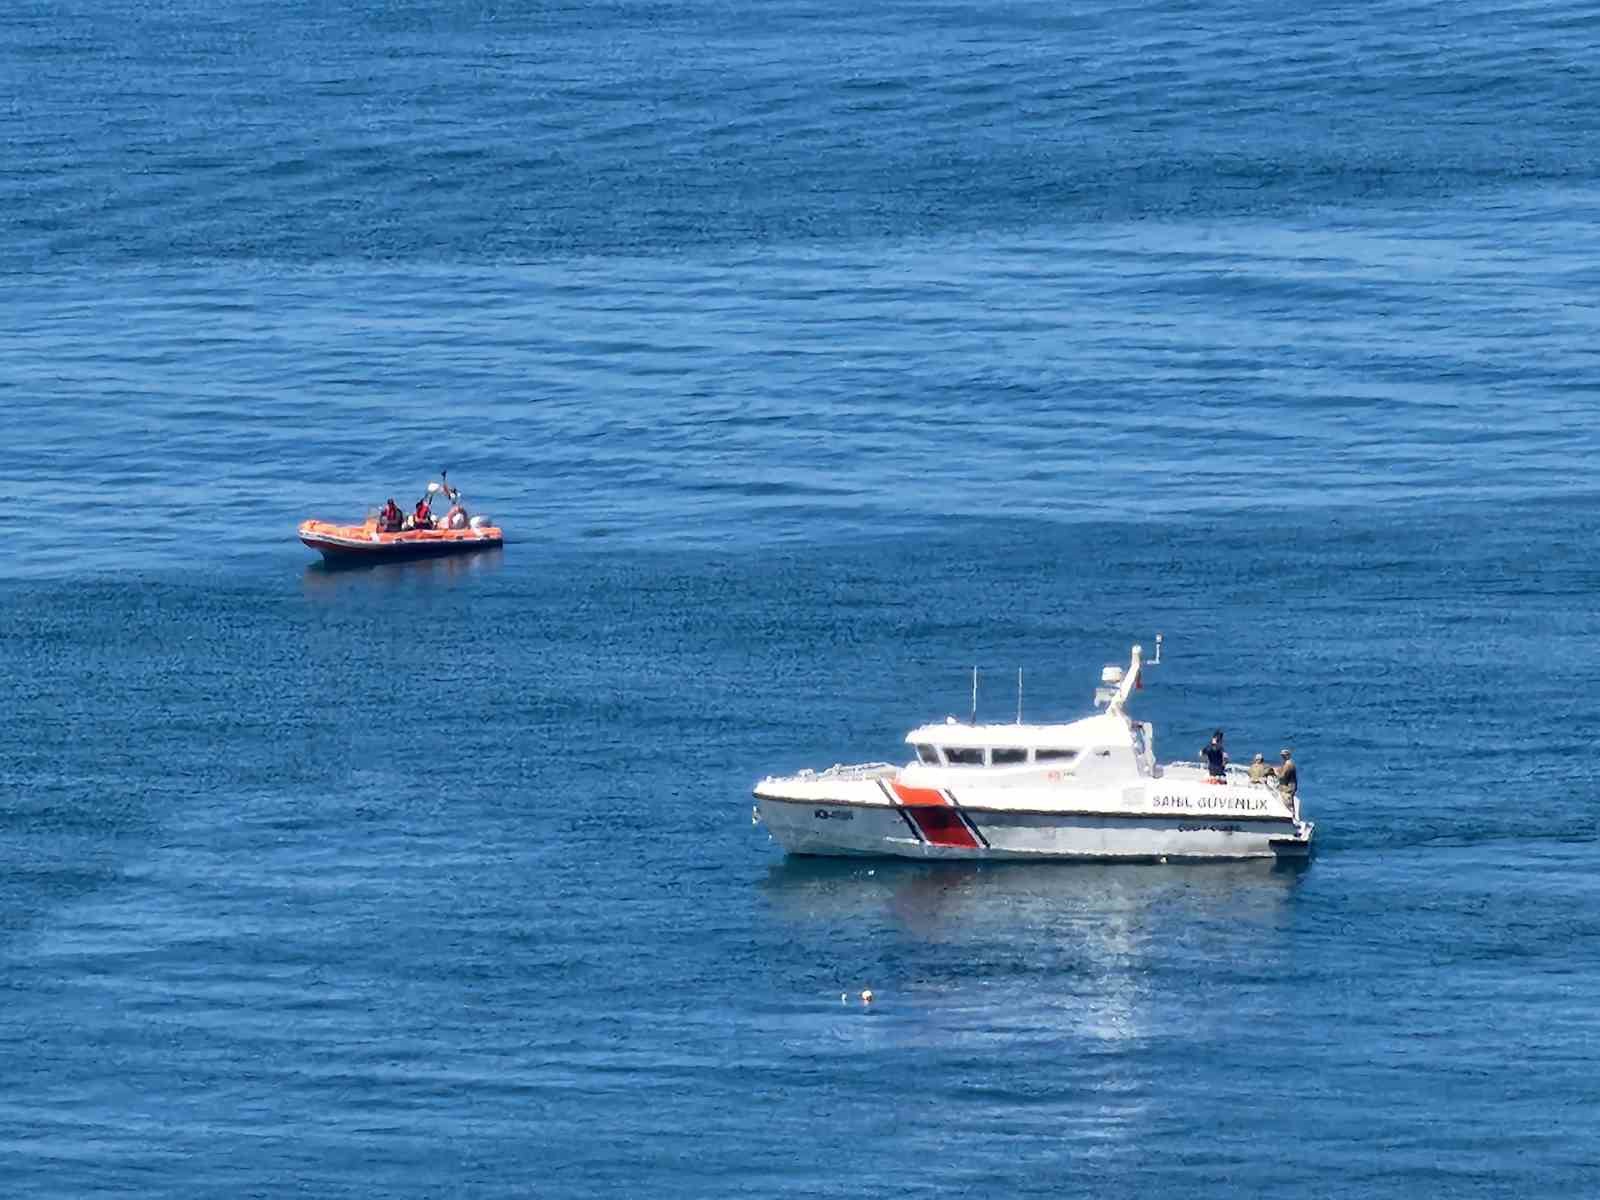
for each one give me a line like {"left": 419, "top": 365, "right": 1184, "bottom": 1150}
{"left": 4, "top": 1, "right": 1599, "bottom": 1195}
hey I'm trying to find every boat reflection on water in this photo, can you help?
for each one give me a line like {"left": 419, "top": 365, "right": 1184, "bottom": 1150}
{"left": 300, "top": 543, "right": 504, "bottom": 597}
{"left": 759, "top": 856, "right": 1308, "bottom": 1046}
{"left": 760, "top": 855, "right": 1307, "bottom": 939}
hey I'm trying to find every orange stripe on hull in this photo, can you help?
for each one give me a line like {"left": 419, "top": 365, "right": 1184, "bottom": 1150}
{"left": 889, "top": 783, "right": 950, "bottom": 808}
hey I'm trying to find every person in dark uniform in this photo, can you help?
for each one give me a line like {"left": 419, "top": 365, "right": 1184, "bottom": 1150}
{"left": 1200, "top": 729, "right": 1228, "bottom": 782}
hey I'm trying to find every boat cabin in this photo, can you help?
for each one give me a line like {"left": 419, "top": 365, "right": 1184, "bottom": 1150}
{"left": 902, "top": 712, "right": 1157, "bottom": 783}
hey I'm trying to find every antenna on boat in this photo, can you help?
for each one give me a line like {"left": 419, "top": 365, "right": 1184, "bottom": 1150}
{"left": 1016, "top": 668, "right": 1023, "bottom": 724}
{"left": 970, "top": 666, "right": 978, "bottom": 724}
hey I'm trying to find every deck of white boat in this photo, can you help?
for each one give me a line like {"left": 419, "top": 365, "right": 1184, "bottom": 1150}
{"left": 792, "top": 758, "right": 1274, "bottom": 786}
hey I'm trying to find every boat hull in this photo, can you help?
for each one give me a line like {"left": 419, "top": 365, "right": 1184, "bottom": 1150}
{"left": 753, "top": 772, "right": 1313, "bottom": 862}
{"left": 757, "top": 795, "right": 1310, "bottom": 861}
{"left": 298, "top": 520, "right": 503, "bottom": 563}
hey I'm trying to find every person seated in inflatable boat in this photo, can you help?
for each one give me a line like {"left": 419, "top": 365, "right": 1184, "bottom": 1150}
{"left": 405, "top": 496, "right": 434, "bottom": 531}
{"left": 377, "top": 498, "right": 404, "bottom": 533}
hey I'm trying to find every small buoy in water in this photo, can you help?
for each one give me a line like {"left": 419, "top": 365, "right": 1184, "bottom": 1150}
{"left": 861, "top": 989, "right": 874, "bottom": 1005}
{"left": 1159, "top": 856, "right": 1168, "bottom": 864}
{"left": 840, "top": 992, "right": 848, "bottom": 1004}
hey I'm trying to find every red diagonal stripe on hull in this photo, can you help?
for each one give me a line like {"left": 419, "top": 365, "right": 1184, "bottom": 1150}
{"left": 890, "top": 782, "right": 981, "bottom": 849}
{"left": 906, "top": 807, "right": 982, "bottom": 848}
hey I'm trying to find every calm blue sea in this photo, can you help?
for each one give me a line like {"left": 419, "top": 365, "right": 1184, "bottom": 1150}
{"left": 4, "top": 1, "right": 1600, "bottom": 1195}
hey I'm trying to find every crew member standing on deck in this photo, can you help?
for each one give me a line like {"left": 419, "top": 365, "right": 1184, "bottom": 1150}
{"left": 1201, "top": 729, "right": 1228, "bottom": 782}
{"left": 1275, "top": 749, "right": 1298, "bottom": 802}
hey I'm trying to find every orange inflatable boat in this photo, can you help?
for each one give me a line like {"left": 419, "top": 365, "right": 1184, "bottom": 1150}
{"left": 297, "top": 518, "right": 504, "bottom": 562}
{"left": 299, "top": 474, "right": 503, "bottom": 564}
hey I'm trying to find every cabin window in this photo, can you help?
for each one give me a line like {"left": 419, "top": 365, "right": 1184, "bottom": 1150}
{"left": 914, "top": 744, "right": 941, "bottom": 765}
{"left": 990, "top": 748, "right": 1028, "bottom": 765}
{"left": 1035, "top": 749, "right": 1078, "bottom": 763}
{"left": 944, "top": 747, "right": 984, "bottom": 766}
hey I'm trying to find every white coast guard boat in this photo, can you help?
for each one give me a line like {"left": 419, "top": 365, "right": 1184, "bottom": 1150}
{"left": 753, "top": 641, "right": 1312, "bottom": 862}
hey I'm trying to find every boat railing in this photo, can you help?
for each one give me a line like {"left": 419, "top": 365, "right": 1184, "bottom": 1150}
{"left": 795, "top": 761, "right": 898, "bottom": 782}
{"left": 1165, "top": 759, "right": 1275, "bottom": 784}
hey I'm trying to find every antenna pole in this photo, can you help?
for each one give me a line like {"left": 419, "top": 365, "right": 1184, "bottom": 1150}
{"left": 1016, "top": 668, "right": 1023, "bottom": 724}
{"left": 970, "top": 666, "right": 978, "bottom": 724}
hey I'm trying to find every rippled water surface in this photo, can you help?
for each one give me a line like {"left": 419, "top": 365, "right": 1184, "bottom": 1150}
{"left": 4, "top": 1, "right": 1599, "bottom": 1195}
